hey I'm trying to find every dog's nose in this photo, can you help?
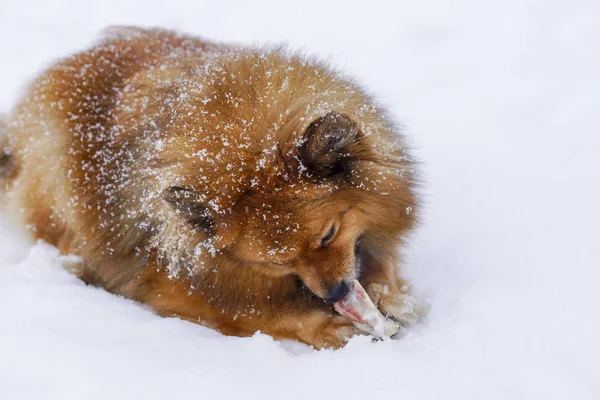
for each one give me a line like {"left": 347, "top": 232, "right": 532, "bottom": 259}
{"left": 324, "top": 281, "right": 350, "bottom": 303}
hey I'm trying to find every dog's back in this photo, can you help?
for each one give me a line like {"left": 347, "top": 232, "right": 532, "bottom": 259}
{"left": 5, "top": 28, "right": 207, "bottom": 235}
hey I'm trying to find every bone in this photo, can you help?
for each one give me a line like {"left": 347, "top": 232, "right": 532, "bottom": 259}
{"left": 334, "top": 279, "right": 400, "bottom": 339}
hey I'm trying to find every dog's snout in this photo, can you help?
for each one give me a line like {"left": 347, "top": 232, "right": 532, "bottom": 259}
{"left": 324, "top": 281, "right": 350, "bottom": 303}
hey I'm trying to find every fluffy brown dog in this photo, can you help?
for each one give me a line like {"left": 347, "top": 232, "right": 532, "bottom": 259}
{"left": 1, "top": 27, "right": 421, "bottom": 348}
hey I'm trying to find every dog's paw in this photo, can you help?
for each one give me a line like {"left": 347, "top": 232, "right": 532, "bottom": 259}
{"left": 313, "top": 315, "right": 364, "bottom": 349}
{"left": 366, "top": 283, "right": 427, "bottom": 327}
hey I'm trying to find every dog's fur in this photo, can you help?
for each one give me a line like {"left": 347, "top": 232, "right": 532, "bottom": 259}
{"left": 2, "top": 27, "right": 421, "bottom": 348}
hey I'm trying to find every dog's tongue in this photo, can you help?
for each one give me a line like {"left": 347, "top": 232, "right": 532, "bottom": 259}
{"left": 334, "top": 279, "right": 399, "bottom": 339}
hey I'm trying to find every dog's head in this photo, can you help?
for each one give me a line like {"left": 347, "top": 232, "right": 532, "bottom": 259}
{"left": 161, "top": 111, "right": 416, "bottom": 303}
{"left": 153, "top": 50, "right": 417, "bottom": 302}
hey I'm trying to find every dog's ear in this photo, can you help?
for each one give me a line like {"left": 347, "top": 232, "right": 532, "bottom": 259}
{"left": 299, "top": 112, "right": 359, "bottom": 178}
{"left": 161, "top": 186, "right": 214, "bottom": 234}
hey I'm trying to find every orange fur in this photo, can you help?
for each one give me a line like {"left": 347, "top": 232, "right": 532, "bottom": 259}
{"left": 4, "top": 27, "right": 420, "bottom": 348}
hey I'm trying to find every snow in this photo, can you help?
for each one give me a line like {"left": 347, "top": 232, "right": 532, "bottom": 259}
{"left": 1, "top": 0, "right": 599, "bottom": 399}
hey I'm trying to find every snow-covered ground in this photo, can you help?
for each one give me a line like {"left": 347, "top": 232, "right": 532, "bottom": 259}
{"left": 1, "top": 0, "right": 599, "bottom": 399}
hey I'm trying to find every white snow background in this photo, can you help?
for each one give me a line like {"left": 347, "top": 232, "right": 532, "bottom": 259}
{"left": 1, "top": 0, "right": 599, "bottom": 399}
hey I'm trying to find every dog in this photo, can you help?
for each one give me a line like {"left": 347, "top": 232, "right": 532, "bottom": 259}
{"left": 1, "top": 27, "right": 422, "bottom": 349}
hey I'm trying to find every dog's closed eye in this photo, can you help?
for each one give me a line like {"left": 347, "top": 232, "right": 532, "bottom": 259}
{"left": 321, "top": 224, "right": 337, "bottom": 248}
